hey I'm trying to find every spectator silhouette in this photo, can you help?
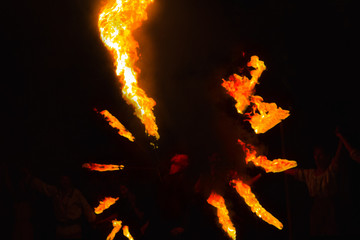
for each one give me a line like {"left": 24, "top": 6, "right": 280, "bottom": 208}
{"left": 286, "top": 139, "right": 343, "bottom": 238}
{"left": 29, "top": 172, "right": 96, "bottom": 240}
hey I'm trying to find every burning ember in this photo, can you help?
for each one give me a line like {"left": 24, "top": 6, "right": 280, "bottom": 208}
{"left": 207, "top": 192, "right": 236, "bottom": 240}
{"left": 122, "top": 225, "right": 134, "bottom": 240}
{"left": 98, "top": 0, "right": 159, "bottom": 139}
{"left": 106, "top": 219, "right": 122, "bottom": 240}
{"left": 94, "top": 196, "right": 119, "bottom": 214}
{"left": 231, "top": 179, "right": 283, "bottom": 230}
{"left": 95, "top": 109, "right": 135, "bottom": 142}
{"left": 247, "top": 96, "right": 290, "bottom": 134}
{"left": 222, "top": 55, "right": 289, "bottom": 133}
{"left": 82, "top": 163, "right": 124, "bottom": 172}
{"left": 238, "top": 139, "right": 297, "bottom": 173}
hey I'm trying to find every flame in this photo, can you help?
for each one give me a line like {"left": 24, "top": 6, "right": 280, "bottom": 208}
{"left": 98, "top": 0, "right": 159, "bottom": 139}
{"left": 207, "top": 192, "right": 236, "bottom": 240}
{"left": 222, "top": 55, "right": 266, "bottom": 114}
{"left": 238, "top": 139, "right": 297, "bottom": 173}
{"left": 107, "top": 219, "right": 122, "bottom": 240}
{"left": 122, "top": 225, "right": 134, "bottom": 240}
{"left": 96, "top": 109, "right": 135, "bottom": 142}
{"left": 221, "top": 55, "right": 289, "bottom": 133}
{"left": 82, "top": 163, "right": 124, "bottom": 172}
{"left": 94, "top": 197, "right": 119, "bottom": 214}
{"left": 248, "top": 96, "right": 290, "bottom": 134}
{"left": 231, "top": 179, "right": 283, "bottom": 230}
{"left": 247, "top": 55, "right": 266, "bottom": 83}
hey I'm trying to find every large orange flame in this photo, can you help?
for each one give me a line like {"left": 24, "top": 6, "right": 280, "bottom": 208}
{"left": 222, "top": 55, "right": 266, "bottom": 114}
{"left": 94, "top": 197, "right": 119, "bottom": 214}
{"left": 82, "top": 163, "right": 124, "bottom": 172}
{"left": 248, "top": 96, "right": 290, "bottom": 134}
{"left": 106, "top": 219, "right": 122, "bottom": 240}
{"left": 98, "top": 0, "right": 159, "bottom": 139}
{"left": 207, "top": 192, "right": 236, "bottom": 240}
{"left": 96, "top": 109, "right": 135, "bottom": 142}
{"left": 122, "top": 225, "right": 134, "bottom": 240}
{"left": 222, "top": 55, "right": 289, "bottom": 133}
{"left": 238, "top": 139, "right": 297, "bottom": 173}
{"left": 231, "top": 179, "right": 283, "bottom": 230}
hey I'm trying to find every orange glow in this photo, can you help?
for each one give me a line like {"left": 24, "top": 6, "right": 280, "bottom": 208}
{"left": 222, "top": 55, "right": 289, "bottom": 133}
{"left": 222, "top": 73, "right": 254, "bottom": 114}
{"left": 106, "top": 219, "right": 122, "bottom": 240}
{"left": 247, "top": 55, "right": 266, "bottom": 82}
{"left": 96, "top": 109, "right": 135, "bottom": 142}
{"left": 207, "top": 192, "right": 236, "bottom": 240}
{"left": 98, "top": 0, "right": 159, "bottom": 139}
{"left": 94, "top": 197, "right": 119, "bottom": 214}
{"left": 248, "top": 96, "right": 290, "bottom": 134}
{"left": 122, "top": 225, "right": 134, "bottom": 240}
{"left": 222, "top": 55, "right": 266, "bottom": 114}
{"left": 238, "top": 139, "right": 297, "bottom": 173}
{"left": 231, "top": 179, "right": 283, "bottom": 230}
{"left": 82, "top": 163, "right": 124, "bottom": 172}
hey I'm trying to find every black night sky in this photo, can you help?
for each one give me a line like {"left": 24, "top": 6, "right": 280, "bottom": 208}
{"left": 3, "top": 0, "right": 359, "bottom": 239}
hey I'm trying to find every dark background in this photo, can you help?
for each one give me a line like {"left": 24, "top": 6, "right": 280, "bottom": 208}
{"left": 3, "top": 0, "right": 359, "bottom": 239}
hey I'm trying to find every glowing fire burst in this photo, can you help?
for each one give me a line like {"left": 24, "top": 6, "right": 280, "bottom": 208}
{"left": 222, "top": 55, "right": 289, "bottom": 133}
{"left": 98, "top": 0, "right": 159, "bottom": 139}
{"left": 222, "top": 55, "right": 266, "bottom": 114}
{"left": 231, "top": 179, "right": 283, "bottom": 230}
{"left": 96, "top": 109, "right": 135, "bottom": 142}
{"left": 238, "top": 139, "right": 297, "bottom": 173}
{"left": 94, "top": 197, "right": 119, "bottom": 214}
{"left": 82, "top": 163, "right": 124, "bottom": 172}
{"left": 207, "top": 192, "right": 236, "bottom": 240}
{"left": 122, "top": 225, "right": 134, "bottom": 240}
{"left": 248, "top": 96, "right": 290, "bottom": 134}
{"left": 107, "top": 219, "right": 122, "bottom": 240}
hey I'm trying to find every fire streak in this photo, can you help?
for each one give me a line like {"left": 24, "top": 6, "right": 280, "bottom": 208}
{"left": 231, "top": 179, "right": 283, "bottom": 230}
{"left": 94, "top": 197, "right": 119, "bottom": 214}
{"left": 122, "top": 225, "right": 134, "bottom": 240}
{"left": 106, "top": 219, "right": 122, "bottom": 240}
{"left": 247, "top": 96, "right": 290, "bottom": 134}
{"left": 207, "top": 192, "right": 236, "bottom": 240}
{"left": 98, "top": 0, "right": 159, "bottom": 139}
{"left": 96, "top": 109, "right": 135, "bottom": 142}
{"left": 238, "top": 139, "right": 297, "bottom": 173}
{"left": 82, "top": 163, "right": 124, "bottom": 172}
{"left": 222, "top": 55, "right": 266, "bottom": 114}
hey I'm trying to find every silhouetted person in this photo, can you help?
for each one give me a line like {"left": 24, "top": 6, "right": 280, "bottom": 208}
{"left": 286, "top": 139, "right": 343, "bottom": 238}
{"left": 30, "top": 173, "right": 96, "bottom": 240}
